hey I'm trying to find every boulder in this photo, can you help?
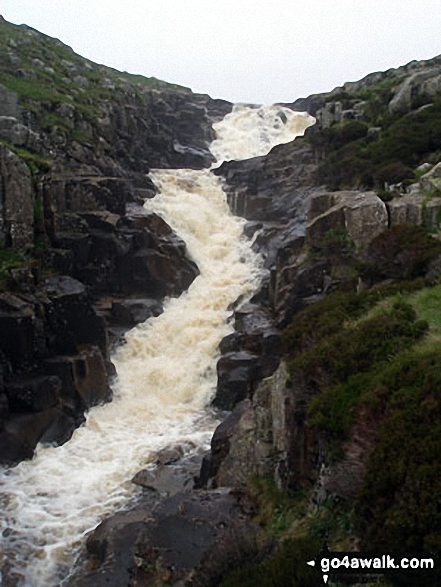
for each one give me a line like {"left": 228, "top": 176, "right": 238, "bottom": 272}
{"left": 67, "top": 489, "right": 258, "bottom": 587}
{"left": 213, "top": 351, "right": 261, "bottom": 410}
{"left": 388, "top": 67, "right": 441, "bottom": 114}
{"left": 201, "top": 363, "right": 291, "bottom": 489}
{"left": 306, "top": 190, "right": 388, "bottom": 252}
{"left": 110, "top": 298, "right": 163, "bottom": 326}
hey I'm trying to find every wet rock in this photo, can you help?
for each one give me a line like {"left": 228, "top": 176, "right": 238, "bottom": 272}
{"left": 155, "top": 444, "right": 185, "bottom": 465}
{"left": 44, "top": 276, "right": 109, "bottom": 358}
{"left": 0, "top": 408, "right": 62, "bottom": 465}
{"left": 198, "top": 400, "right": 252, "bottom": 488}
{"left": 110, "top": 298, "right": 163, "bottom": 326}
{"left": 5, "top": 375, "right": 61, "bottom": 413}
{"left": 68, "top": 489, "right": 258, "bottom": 587}
{"left": 200, "top": 363, "right": 292, "bottom": 490}
{"left": 0, "top": 293, "right": 38, "bottom": 372}
{"left": 44, "top": 346, "right": 111, "bottom": 412}
{"left": 213, "top": 351, "right": 261, "bottom": 411}
{"left": 132, "top": 458, "right": 199, "bottom": 496}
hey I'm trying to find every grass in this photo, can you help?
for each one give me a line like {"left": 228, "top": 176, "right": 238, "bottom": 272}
{"left": 281, "top": 275, "right": 441, "bottom": 586}
{"left": 0, "top": 247, "right": 29, "bottom": 289}
{"left": 0, "top": 14, "right": 191, "bottom": 171}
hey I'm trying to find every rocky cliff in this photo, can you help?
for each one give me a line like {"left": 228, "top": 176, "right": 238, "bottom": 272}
{"left": 0, "top": 16, "right": 231, "bottom": 465}
{"left": 62, "top": 54, "right": 441, "bottom": 587}
{"left": 198, "top": 54, "right": 441, "bottom": 587}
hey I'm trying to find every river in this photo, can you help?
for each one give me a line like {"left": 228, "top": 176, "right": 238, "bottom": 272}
{"left": 0, "top": 104, "right": 313, "bottom": 586}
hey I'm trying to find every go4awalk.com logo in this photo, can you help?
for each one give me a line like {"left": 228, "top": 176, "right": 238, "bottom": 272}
{"left": 306, "top": 550, "right": 437, "bottom": 584}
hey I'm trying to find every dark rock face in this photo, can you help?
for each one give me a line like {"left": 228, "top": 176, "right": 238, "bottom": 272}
{"left": 0, "top": 143, "right": 34, "bottom": 251}
{"left": 0, "top": 277, "right": 111, "bottom": 465}
{"left": 213, "top": 304, "right": 282, "bottom": 410}
{"left": 0, "top": 21, "right": 207, "bottom": 468}
{"left": 50, "top": 208, "right": 199, "bottom": 298}
{"left": 67, "top": 489, "right": 258, "bottom": 587}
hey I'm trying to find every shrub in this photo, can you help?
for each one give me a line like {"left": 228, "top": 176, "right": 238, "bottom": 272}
{"left": 354, "top": 348, "right": 441, "bottom": 586}
{"left": 219, "top": 536, "right": 320, "bottom": 587}
{"left": 291, "top": 300, "right": 427, "bottom": 391}
{"left": 0, "top": 247, "right": 29, "bottom": 289}
{"left": 375, "top": 162, "right": 415, "bottom": 186}
{"left": 363, "top": 224, "right": 441, "bottom": 281}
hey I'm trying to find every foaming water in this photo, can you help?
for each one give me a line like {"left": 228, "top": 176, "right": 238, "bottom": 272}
{"left": 0, "top": 105, "right": 312, "bottom": 586}
{"left": 210, "top": 103, "right": 314, "bottom": 163}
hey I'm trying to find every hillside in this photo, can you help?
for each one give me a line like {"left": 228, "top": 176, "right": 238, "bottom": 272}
{"left": 0, "top": 15, "right": 230, "bottom": 467}
{"left": 203, "top": 55, "right": 441, "bottom": 587}
{"left": 2, "top": 14, "right": 441, "bottom": 587}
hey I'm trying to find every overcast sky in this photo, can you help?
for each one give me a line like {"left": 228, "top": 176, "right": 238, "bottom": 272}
{"left": 2, "top": 1, "right": 441, "bottom": 104}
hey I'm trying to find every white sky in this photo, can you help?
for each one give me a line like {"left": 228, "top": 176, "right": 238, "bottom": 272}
{"left": 2, "top": 1, "right": 441, "bottom": 104}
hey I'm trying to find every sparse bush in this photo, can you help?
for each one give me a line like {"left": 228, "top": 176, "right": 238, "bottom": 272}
{"left": 363, "top": 224, "right": 441, "bottom": 281}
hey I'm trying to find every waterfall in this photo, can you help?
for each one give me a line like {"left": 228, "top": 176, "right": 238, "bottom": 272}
{"left": 0, "top": 104, "right": 314, "bottom": 587}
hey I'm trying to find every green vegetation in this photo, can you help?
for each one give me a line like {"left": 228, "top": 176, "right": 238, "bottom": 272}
{"left": 281, "top": 277, "right": 441, "bottom": 586}
{"left": 309, "top": 80, "right": 441, "bottom": 189}
{"left": 0, "top": 16, "right": 190, "bottom": 170}
{"left": 219, "top": 536, "right": 319, "bottom": 587}
{"left": 0, "top": 247, "right": 29, "bottom": 289}
{"left": 361, "top": 224, "right": 441, "bottom": 281}
{"left": 323, "top": 228, "right": 354, "bottom": 256}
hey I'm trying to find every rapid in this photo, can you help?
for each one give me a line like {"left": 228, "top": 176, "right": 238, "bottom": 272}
{"left": 0, "top": 104, "right": 314, "bottom": 586}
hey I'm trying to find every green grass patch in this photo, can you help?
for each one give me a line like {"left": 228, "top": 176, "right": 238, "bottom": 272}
{"left": 0, "top": 247, "right": 29, "bottom": 289}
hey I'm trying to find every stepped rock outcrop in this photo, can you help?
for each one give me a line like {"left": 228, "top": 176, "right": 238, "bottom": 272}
{"left": 0, "top": 17, "right": 209, "bottom": 465}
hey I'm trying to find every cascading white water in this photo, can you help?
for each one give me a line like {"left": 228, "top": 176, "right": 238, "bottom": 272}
{"left": 0, "top": 104, "right": 314, "bottom": 586}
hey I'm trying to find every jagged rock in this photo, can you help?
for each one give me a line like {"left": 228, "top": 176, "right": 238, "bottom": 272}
{"left": 0, "top": 143, "right": 34, "bottom": 250}
{"left": 110, "top": 298, "right": 163, "bottom": 326}
{"left": 200, "top": 363, "right": 292, "bottom": 490}
{"left": 67, "top": 489, "right": 258, "bottom": 587}
{"left": 306, "top": 190, "right": 388, "bottom": 252}
{"left": 0, "top": 407, "right": 62, "bottom": 465}
{"left": 389, "top": 66, "right": 441, "bottom": 114}
{"left": 213, "top": 351, "right": 261, "bottom": 410}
